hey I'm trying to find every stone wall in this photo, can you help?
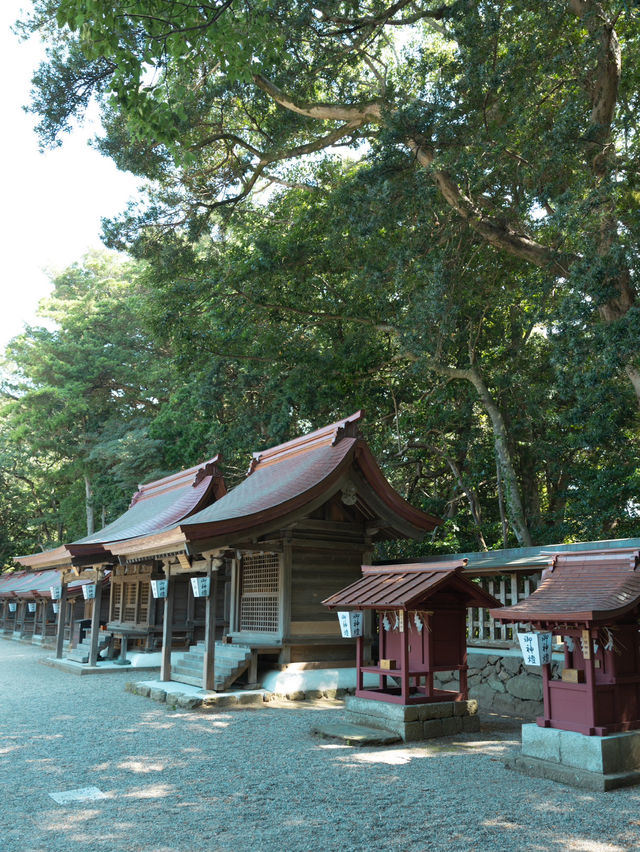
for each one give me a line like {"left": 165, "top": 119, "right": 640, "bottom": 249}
{"left": 434, "top": 650, "right": 562, "bottom": 719}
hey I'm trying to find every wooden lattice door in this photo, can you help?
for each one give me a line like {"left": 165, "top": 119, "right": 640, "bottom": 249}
{"left": 239, "top": 553, "right": 281, "bottom": 634}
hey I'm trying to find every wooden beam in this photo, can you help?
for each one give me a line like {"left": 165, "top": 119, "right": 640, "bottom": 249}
{"left": 55, "top": 583, "right": 68, "bottom": 660}
{"left": 88, "top": 571, "right": 104, "bottom": 667}
{"left": 280, "top": 537, "right": 292, "bottom": 643}
{"left": 161, "top": 565, "right": 174, "bottom": 681}
{"left": 203, "top": 561, "right": 218, "bottom": 691}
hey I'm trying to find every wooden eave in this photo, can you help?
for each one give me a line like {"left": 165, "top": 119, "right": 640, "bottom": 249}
{"left": 491, "top": 548, "right": 640, "bottom": 626}
{"left": 323, "top": 563, "right": 500, "bottom": 611}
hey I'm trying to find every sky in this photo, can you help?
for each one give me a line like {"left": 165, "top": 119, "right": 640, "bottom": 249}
{"left": 0, "top": 2, "right": 141, "bottom": 350}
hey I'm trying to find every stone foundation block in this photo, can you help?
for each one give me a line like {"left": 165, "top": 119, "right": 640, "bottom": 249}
{"left": 511, "top": 724, "right": 640, "bottom": 791}
{"left": 149, "top": 688, "right": 166, "bottom": 703}
{"left": 236, "top": 692, "right": 263, "bottom": 707}
{"left": 462, "top": 715, "right": 481, "bottom": 732}
{"left": 177, "top": 695, "right": 202, "bottom": 709}
{"left": 422, "top": 719, "right": 444, "bottom": 737}
{"left": 344, "top": 696, "right": 480, "bottom": 743}
{"left": 441, "top": 716, "right": 463, "bottom": 736}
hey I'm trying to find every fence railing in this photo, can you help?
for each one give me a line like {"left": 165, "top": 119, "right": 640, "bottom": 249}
{"left": 466, "top": 572, "right": 541, "bottom": 646}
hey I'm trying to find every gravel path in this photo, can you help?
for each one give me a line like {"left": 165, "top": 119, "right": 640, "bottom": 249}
{"left": 1, "top": 640, "right": 640, "bottom": 852}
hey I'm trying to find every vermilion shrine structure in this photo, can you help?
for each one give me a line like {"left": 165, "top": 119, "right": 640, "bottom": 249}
{"left": 492, "top": 547, "right": 640, "bottom": 790}
{"left": 324, "top": 561, "right": 499, "bottom": 705}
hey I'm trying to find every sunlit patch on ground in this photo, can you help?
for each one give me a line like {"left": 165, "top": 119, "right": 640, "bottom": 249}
{"left": 122, "top": 783, "right": 175, "bottom": 799}
{"left": 117, "top": 759, "right": 166, "bottom": 774}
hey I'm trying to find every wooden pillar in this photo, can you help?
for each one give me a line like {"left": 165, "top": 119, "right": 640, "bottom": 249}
{"left": 55, "top": 584, "right": 68, "bottom": 659}
{"left": 583, "top": 628, "right": 597, "bottom": 734}
{"left": 280, "top": 537, "right": 292, "bottom": 644}
{"left": 88, "top": 572, "right": 104, "bottom": 667}
{"left": 68, "top": 597, "right": 76, "bottom": 649}
{"left": 39, "top": 598, "right": 47, "bottom": 640}
{"left": 161, "top": 565, "right": 174, "bottom": 682}
{"left": 186, "top": 577, "right": 195, "bottom": 643}
{"left": 356, "top": 635, "right": 364, "bottom": 693}
{"left": 400, "top": 610, "right": 410, "bottom": 704}
{"left": 203, "top": 562, "right": 218, "bottom": 691}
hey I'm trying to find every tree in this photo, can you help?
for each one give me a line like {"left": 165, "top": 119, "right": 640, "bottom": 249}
{"left": 2, "top": 251, "right": 172, "bottom": 544}
{"left": 20, "top": 0, "right": 640, "bottom": 402}
{"left": 128, "top": 161, "right": 640, "bottom": 549}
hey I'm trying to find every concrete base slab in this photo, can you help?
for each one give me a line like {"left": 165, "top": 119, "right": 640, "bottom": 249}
{"left": 126, "top": 679, "right": 266, "bottom": 710}
{"left": 509, "top": 724, "right": 640, "bottom": 791}
{"left": 312, "top": 722, "right": 401, "bottom": 746}
{"left": 507, "top": 754, "right": 640, "bottom": 792}
{"left": 41, "top": 651, "right": 169, "bottom": 676}
{"left": 344, "top": 695, "right": 480, "bottom": 742}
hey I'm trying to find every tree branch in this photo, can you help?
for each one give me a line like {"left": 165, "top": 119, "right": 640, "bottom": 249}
{"left": 254, "top": 74, "right": 383, "bottom": 123}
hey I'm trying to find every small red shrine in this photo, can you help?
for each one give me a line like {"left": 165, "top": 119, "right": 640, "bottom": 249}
{"left": 492, "top": 548, "right": 640, "bottom": 736}
{"left": 323, "top": 562, "right": 499, "bottom": 705}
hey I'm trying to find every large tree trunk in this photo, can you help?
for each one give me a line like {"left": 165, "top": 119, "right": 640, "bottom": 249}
{"left": 466, "top": 367, "right": 533, "bottom": 547}
{"left": 84, "top": 474, "right": 94, "bottom": 536}
{"left": 421, "top": 357, "right": 533, "bottom": 547}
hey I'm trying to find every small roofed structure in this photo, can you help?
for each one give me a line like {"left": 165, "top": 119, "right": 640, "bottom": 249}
{"left": 491, "top": 548, "right": 640, "bottom": 737}
{"left": 0, "top": 568, "right": 105, "bottom": 648}
{"left": 14, "top": 457, "right": 226, "bottom": 667}
{"left": 323, "top": 562, "right": 499, "bottom": 705}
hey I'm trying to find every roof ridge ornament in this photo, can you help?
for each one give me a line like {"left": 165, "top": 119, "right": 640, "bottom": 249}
{"left": 247, "top": 411, "right": 363, "bottom": 475}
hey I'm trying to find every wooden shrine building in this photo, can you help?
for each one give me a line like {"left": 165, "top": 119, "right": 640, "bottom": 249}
{"left": 15, "top": 457, "right": 226, "bottom": 667}
{"left": 492, "top": 547, "right": 640, "bottom": 736}
{"left": 103, "top": 412, "right": 442, "bottom": 691}
{"left": 323, "top": 562, "right": 499, "bottom": 705}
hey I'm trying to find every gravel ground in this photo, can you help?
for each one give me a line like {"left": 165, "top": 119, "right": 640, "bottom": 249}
{"left": 1, "top": 640, "right": 640, "bottom": 852}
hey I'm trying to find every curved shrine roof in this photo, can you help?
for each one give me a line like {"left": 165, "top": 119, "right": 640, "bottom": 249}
{"left": 0, "top": 568, "right": 108, "bottom": 598}
{"left": 16, "top": 456, "right": 225, "bottom": 569}
{"left": 491, "top": 548, "right": 640, "bottom": 625}
{"left": 108, "top": 412, "right": 441, "bottom": 557}
{"left": 322, "top": 562, "right": 500, "bottom": 610}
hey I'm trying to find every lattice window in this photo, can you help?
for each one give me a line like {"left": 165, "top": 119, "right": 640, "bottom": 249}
{"left": 138, "top": 582, "right": 149, "bottom": 624}
{"left": 111, "top": 583, "right": 122, "bottom": 621}
{"left": 239, "top": 553, "right": 280, "bottom": 633}
{"left": 123, "top": 582, "right": 137, "bottom": 622}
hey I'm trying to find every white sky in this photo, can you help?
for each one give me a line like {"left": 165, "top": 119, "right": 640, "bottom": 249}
{"left": 0, "top": 2, "right": 141, "bottom": 350}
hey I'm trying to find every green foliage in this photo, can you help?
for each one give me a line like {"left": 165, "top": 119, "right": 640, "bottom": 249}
{"left": 4, "top": 1, "right": 639, "bottom": 562}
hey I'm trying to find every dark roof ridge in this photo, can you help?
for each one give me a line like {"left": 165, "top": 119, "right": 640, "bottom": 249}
{"left": 247, "top": 411, "right": 363, "bottom": 475}
{"left": 130, "top": 454, "right": 223, "bottom": 506}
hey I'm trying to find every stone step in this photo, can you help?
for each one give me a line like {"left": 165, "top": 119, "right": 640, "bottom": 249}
{"left": 312, "top": 723, "right": 401, "bottom": 746}
{"left": 170, "top": 640, "right": 253, "bottom": 690}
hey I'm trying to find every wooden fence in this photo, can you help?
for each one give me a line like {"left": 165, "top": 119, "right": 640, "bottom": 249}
{"left": 466, "top": 572, "right": 541, "bottom": 646}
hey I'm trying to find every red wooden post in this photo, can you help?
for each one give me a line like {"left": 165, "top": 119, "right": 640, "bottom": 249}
{"left": 400, "top": 610, "right": 410, "bottom": 703}
{"left": 541, "top": 662, "right": 551, "bottom": 723}
{"left": 583, "top": 629, "right": 597, "bottom": 735}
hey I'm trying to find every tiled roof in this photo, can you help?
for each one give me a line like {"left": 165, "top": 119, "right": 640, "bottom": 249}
{"left": 377, "top": 537, "right": 640, "bottom": 576}
{"left": 176, "top": 414, "right": 440, "bottom": 543}
{"left": 77, "top": 455, "right": 225, "bottom": 544}
{"left": 491, "top": 548, "right": 640, "bottom": 624}
{"left": 322, "top": 562, "right": 500, "bottom": 610}
{"left": 0, "top": 568, "right": 108, "bottom": 598}
{"left": 16, "top": 456, "right": 225, "bottom": 568}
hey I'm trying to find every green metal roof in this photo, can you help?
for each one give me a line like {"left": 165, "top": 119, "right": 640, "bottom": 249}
{"left": 378, "top": 537, "right": 640, "bottom": 575}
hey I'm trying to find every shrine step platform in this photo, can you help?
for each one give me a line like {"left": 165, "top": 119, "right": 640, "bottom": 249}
{"left": 312, "top": 722, "right": 401, "bottom": 746}
{"left": 343, "top": 695, "right": 480, "bottom": 742}
{"left": 507, "top": 724, "right": 640, "bottom": 791}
